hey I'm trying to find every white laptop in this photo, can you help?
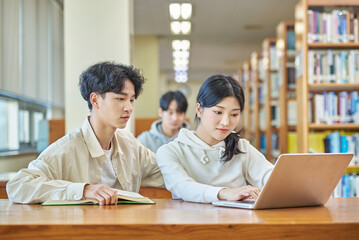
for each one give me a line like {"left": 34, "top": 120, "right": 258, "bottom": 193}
{"left": 212, "top": 153, "right": 353, "bottom": 210}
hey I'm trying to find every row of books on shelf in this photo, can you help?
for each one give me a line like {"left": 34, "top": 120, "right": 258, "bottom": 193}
{"left": 258, "top": 82, "right": 266, "bottom": 105}
{"left": 271, "top": 105, "right": 279, "bottom": 128}
{"left": 286, "top": 31, "right": 295, "bottom": 51}
{"left": 270, "top": 72, "right": 279, "bottom": 98}
{"left": 258, "top": 104, "right": 280, "bottom": 131}
{"left": 308, "top": 50, "right": 359, "bottom": 84}
{"left": 333, "top": 173, "right": 359, "bottom": 198}
{"left": 258, "top": 133, "right": 280, "bottom": 158}
{"left": 307, "top": 8, "right": 359, "bottom": 43}
{"left": 323, "top": 132, "right": 358, "bottom": 158}
{"left": 312, "top": 91, "right": 359, "bottom": 124}
{"left": 269, "top": 45, "right": 279, "bottom": 70}
{"left": 259, "top": 134, "right": 266, "bottom": 155}
{"left": 288, "top": 131, "right": 359, "bottom": 166}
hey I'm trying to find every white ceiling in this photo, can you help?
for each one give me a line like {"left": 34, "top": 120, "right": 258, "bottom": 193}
{"left": 134, "top": 0, "right": 299, "bottom": 82}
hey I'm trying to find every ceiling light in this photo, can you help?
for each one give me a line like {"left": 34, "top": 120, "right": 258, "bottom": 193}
{"left": 172, "top": 40, "right": 191, "bottom": 50}
{"left": 171, "top": 21, "right": 181, "bottom": 34}
{"left": 181, "top": 21, "right": 191, "bottom": 34}
{"left": 181, "top": 40, "right": 190, "bottom": 50}
{"left": 174, "top": 65, "right": 188, "bottom": 72}
{"left": 169, "top": 3, "right": 181, "bottom": 20}
{"left": 175, "top": 73, "right": 188, "bottom": 83}
{"left": 171, "top": 21, "right": 191, "bottom": 35}
{"left": 173, "top": 58, "right": 189, "bottom": 66}
{"left": 181, "top": 3, "right": 192, "bottom": 20}
{"left": 173, "top": 50, "right": 189, "bottom": 59}
{"left": 172, "top": 40, "right": 182, "bottom": 50}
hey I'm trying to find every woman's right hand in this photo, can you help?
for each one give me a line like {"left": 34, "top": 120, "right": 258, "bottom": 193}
{"left": 217, "top": 186, "right": 261, "bottom": 201}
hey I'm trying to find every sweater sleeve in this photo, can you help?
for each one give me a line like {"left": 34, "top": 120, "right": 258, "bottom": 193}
{"left": 156, "top": 144, "right": 224, "bottom": 203}
{"left": 244, "top": 142, "right": 274, "bottom": 188}
{"left": 135, "top": 137, "right": 165, "bottom": 188}
{"left": 6, "top": 157, "right": 86, "bottom": 204}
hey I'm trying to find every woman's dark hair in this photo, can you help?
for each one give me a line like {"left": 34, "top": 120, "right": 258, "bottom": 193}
{"left": 79, "top": 62, "right": 145, "bottom": 110}
{"left": 196, "top": 74, "right": 245, "bottom": 163}
{"left": 160, "top": 91, "right": 188, "bottom": 113}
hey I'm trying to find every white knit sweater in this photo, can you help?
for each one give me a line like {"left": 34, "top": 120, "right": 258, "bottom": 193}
{"left": 156, "top": 128, "right": 274, "bottom": 203}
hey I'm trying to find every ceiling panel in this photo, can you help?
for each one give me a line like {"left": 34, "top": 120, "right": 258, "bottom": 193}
{"left": 134, "top": 0, "right": 298, "bottom": 82}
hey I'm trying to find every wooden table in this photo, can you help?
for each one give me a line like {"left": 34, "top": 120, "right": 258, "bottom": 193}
{"left": 0, "top": 181, "right": 7, "bottom": 199}
{"left": 1, "top": 198, "right": 358, "bottom": 240}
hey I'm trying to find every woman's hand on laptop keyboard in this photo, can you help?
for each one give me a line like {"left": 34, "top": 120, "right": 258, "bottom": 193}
{"left": 217, "top": 186, "right": 261, "bottom": 201}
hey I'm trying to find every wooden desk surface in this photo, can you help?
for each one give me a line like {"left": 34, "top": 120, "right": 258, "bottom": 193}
{"left": 1, "top": 198, "right": 359, "bottom": 240}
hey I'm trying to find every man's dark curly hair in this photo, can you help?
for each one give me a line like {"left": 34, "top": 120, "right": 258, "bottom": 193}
{"left": 79, "top": 62, "right": 145, "bottom": 110}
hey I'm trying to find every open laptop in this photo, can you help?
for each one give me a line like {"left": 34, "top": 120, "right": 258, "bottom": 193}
{"left": 212, "top": 153, "right": 353, "bottom": 210}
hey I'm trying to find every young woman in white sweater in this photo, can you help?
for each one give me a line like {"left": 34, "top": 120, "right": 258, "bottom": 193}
{"left": 156, "top": 74, "right": 274, "bottom": 203}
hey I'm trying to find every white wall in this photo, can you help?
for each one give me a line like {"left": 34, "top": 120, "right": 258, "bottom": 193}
{"left": 0, "top": 153, "right": 37, "bottom": 173}
{"left": 133, "top": 36, "right": 160, "bottom": 118}
{"left": 64, "top": 0, "right": 133, "bottom": 133}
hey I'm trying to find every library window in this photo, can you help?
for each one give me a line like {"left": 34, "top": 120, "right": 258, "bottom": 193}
{"left": 0, "top": 92, "right": 48, "bottom": 154}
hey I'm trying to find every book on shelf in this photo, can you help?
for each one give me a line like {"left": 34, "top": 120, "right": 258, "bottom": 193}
{"left": 287, "top": 101, "right": 297, "bottom": 125}
{"left": 287, "top": 132, "right": 297, "bottom": 153}
{"left": 286, "top": 31, "right": 296, "bottom": 55}
{"left": 271, "top": 72, "right": 279, "bottom": 98}
{"left": 271, "top": 133, "right": 279, "bottom": 158}
{"left": 260, "top": 134, "right": 266, "bottom": 155}
{"left": 41, "top": 189, "right": 155, "bottom": 206}
{"left": 270, "top": 45, "right": 279, "bottom": 70}
{"left": 259, "top": 108, "right": 266, "bottom": 131}
{"left": 271, "top": 105, "right": 279, "bottom": 128}
{"left": 287, "top": 62, "right": 296, "bottom": 90}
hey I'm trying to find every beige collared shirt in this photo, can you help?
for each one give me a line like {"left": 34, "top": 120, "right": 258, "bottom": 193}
{"left": 6, "top": 117, "right": 164, "bottom": 204}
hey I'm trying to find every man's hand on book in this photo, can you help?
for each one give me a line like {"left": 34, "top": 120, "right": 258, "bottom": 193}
{"left": 83, "top": 184, "right": 118, "bottom": 205}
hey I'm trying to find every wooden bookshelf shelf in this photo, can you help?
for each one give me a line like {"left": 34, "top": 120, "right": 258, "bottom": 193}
{"left": 308, "top": 43, "right": 359, "bottom": 49}
{"left": 307, "top": 0, "right": 359, "bottom": 6}
{"left": 271, "top": 127, "right": 279, "bottom": 132}
{"left": 347, "top": 165, "right": 359, "bottom": 170}
{"left": 288, "top": 125, "right": 297, "bottom": 131}
{"left": 287, "top": 56, "right": 296, "bottom": 61}
{"left": 309, "top": 124, "right": 359, "bottom": 130}
{"left": 346, "top": 165, "right": 359, "bottom": 174}
{"left": 309, "top": 83, "right": 359, "bottom": 92}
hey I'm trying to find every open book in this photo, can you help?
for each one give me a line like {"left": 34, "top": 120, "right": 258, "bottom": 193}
{"left": 41, "top": 189, "right": 155, "bottom": 206}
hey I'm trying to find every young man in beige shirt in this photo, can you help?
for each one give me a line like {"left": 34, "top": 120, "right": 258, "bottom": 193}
{"left": 7, "top": 62, "right": 164, "bottom": 205}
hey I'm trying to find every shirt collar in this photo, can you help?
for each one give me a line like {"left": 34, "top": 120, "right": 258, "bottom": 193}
{"left": 81, "top": 117, "right": 122, "bottom": 158}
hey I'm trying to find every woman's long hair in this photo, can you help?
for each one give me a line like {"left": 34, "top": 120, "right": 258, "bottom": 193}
{"left": 195, "top": 74, "right": 245, "bottom": 163}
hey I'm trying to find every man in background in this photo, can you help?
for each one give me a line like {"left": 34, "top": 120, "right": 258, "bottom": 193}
{"left": 137, "top": 91, "right": 189, "bottom": 152}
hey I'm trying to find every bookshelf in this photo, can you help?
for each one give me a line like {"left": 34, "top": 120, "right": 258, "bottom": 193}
{"left": 241, "top": 62, "right": 252, "bottom": 142}
{"left": 295, "top": 0, "right": 359, "bottom": 173}
{"left": 277, "top": 21, "right": 297, "bottom": 154}
{"left": 250, "top": 52, "right": 263, "bottom": 151}
{"left": 262, "top": 38, "right": 279, "bottom": 161}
